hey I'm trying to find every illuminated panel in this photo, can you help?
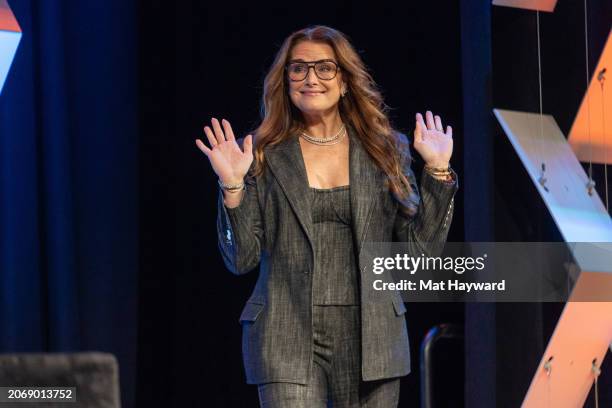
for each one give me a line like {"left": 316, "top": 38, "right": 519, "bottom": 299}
{"left": 522, "top": 299, "right": 612, "bottom": 408}
{"left": 569, "top": 30, "right": 612, "bottom": 164}
{"left": 492, "top": 0, "right": 557, "bottom": 12}
{"left": 0, "top": 0, "right": 21, "bottom": 94}
{"left": 494, "top": 109, "right": 612, "bottom": 243}
{"left": 494, "top": 109, "right": 612, "bottom": 408}
{"left": 0, "top": 0, "right": 19, "bottom": 32}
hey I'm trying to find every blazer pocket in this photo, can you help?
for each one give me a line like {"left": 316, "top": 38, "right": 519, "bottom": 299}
{"left": 239, "top": 301, "right": 265, "bottom": 323}
{"left": 392, "top": 296, "right": 407, "bottom": 316}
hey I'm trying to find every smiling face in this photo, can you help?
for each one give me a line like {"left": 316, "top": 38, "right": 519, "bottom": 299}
{"left": 287, "top": 40, "right": 346, "bottom": 117}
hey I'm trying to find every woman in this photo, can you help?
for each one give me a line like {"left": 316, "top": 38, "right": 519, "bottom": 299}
{"left": 196, "top": 25, "right": 457, "bottom": 408}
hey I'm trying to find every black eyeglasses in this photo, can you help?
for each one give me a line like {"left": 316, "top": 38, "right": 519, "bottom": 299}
{"left": 285, "top": 60, "right": 340, "bottom": 81}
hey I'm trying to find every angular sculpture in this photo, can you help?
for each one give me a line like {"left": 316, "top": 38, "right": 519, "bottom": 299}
{"left": 494, "top": 109, "right": 612, "bottom": 408}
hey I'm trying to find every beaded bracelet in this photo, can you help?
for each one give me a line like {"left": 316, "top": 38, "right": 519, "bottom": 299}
{"left": 218, "top": 178, "right": 245, "bottom": 192}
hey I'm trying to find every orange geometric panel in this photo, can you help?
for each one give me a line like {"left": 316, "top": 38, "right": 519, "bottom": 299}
{"left": 522, "top": 292, "right": 612, "bottom": 407}
{"left": 0, "top": 0, "right": 20, "bottom": 32}
{"left": 492, "top": 0, "right": 557, "bottom": 12}
{"left": 569, "top": 30, "right": 612, "bottom": 165}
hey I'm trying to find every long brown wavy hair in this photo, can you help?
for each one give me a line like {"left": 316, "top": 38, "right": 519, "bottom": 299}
{"left": 251, "top": 25, "right": 417, "bottom": 216}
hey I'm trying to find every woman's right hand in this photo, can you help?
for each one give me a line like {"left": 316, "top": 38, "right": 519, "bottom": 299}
{"left": 195, "top": 118, "right": 254, "bottom": 184}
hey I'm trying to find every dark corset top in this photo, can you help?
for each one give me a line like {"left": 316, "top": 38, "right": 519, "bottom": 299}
{"left": 310, "top": 185, "right": 360, "bottom": 305}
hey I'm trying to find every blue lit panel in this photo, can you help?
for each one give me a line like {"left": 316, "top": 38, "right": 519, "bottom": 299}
{"left": 0, "top": 0, "right": 21, "bottom": 94}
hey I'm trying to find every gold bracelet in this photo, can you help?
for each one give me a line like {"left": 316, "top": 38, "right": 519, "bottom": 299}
{"left": 424, "top": 164, "right": 454, "bottom": 183}
{"left": 424, "top": 164, "right": 451, "bottom": 174}
{"left": 427, "top": 170, "right": 452, "bottom": 177}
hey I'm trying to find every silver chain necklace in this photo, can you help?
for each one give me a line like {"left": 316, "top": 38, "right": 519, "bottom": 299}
{"left": 299, "top": 124, "right": 346, "bottom": 146}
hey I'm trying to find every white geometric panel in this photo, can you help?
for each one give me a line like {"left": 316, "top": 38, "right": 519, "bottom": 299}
{"left": 493, "top": 109, "right": 612, "bottom": 244}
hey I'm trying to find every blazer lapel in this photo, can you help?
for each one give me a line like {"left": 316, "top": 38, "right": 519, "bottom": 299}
{"left": 265, "top": 127, "right": 385, "bottom": 255}
{"left": 266, "top": 135, "right": 315, "bottom": 247}
{"left": 348, "top": 127, "right": 386, "bottom": 254}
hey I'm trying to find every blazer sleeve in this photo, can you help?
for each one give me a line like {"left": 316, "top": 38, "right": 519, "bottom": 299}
{"left": 392, "top": 132, "right": 458, "bottom": 257}
{"left": 216, "top": 159, "right": 264, "bottom": 276}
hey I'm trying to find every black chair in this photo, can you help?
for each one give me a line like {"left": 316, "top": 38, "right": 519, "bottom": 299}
{"left": 420, "top": 324, "right": 464, "bottom": 408}
{"left": 0, "top": 352, "right": 120, "bottom": 408}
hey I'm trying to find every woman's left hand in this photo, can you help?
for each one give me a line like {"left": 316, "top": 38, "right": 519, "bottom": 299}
{"left": 413, "top": 111, "right": 453, "bottom": 168}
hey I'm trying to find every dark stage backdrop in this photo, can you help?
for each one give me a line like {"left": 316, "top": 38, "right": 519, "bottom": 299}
{"left": 0, "top": 1, "right": 138, "bottom": 407}
{"left": 1, "top": 1, "right": 609, "bottom": 407}
{"left": 137, "top": 1, "right": 465, "bottom": 407}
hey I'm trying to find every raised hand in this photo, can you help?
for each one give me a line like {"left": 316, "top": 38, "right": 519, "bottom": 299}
{"left": 413, "top": 111, "right": 453, "bottom": 168}
{"left": 195, "top": 118, "right": 253, "bottom": 184}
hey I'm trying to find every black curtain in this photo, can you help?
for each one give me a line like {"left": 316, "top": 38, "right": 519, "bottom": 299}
{"left": 137, "top": 1, "right": 464, "bottom": 407}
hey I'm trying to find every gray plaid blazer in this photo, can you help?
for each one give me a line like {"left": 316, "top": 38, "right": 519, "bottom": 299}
{"left": 216, "top": 127, "right": 458, "bottom": 385}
